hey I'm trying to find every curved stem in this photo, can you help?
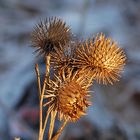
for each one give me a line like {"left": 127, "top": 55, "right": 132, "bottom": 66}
{"left": 52, "top": 120, "right": 68, "bottom": 140}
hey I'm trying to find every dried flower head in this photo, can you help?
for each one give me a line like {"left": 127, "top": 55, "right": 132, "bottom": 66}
{"left": 44, "top": 69, "right": 92, "bottom": 122}
{"left": 31, "top": 17, "right": 72, "bottom": 56}
{"left": 76, "top": 33, "right": 126, "bottom": 84}
{"left": 51, "top": 42, "right": 78, "bottom": 75}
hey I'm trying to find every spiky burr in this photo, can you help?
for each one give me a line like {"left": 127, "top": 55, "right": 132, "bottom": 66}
{"left": 75, "top": 33, "right": 126, "bottom": 84}
{"left": 31, "top": 17, "right": 72, "bottom": 56}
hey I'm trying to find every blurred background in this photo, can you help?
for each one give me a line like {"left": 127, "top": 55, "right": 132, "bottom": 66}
{"left": 0, "top": 0, "right": 140, "bottom": 140}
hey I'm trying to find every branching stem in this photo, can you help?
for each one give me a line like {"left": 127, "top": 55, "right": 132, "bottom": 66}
{"left": 36, "top": 54, "right": 50, "bottom": 140}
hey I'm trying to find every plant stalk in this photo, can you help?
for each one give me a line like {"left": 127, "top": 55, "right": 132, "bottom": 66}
{"left": 38, "top": 54, "right": 51, "bottom": 140}
{"left": 52, "top": 120, "right": 68, "bottom": 140}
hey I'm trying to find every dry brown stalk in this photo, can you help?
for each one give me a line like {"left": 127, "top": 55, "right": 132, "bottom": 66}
{"left": 48, "top": 110, "right": 57, "bottom": 140}
{"left": 52, "top": 120, "right": 68, "bottom": 140}
{"left": 35, "top": 64, "right": 41, "bottom": 98}
{"left": 36, "top": 55, "right": 51, "bottom": 140}
{"left": 42, "top": 105, "right": 54, "bottom": 138}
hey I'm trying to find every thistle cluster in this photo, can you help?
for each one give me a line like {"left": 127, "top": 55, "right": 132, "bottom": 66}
{"left": 31, "top": 17, "right": 126, "bottom": 140}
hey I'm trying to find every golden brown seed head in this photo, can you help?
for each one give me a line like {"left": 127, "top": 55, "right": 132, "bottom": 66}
{"left": 76, "top": 33, "right": 126, "bottom": 84}
{"left": 58, "top": 81, "right": 90, "bottom": 122}
{"left": 51, "top": 43, "right": 78, "bottom": 75}
{"left": 31, "top": 17, "right": 72, "bottom": 56}
{"left": 44, "top": 70, "right": 92, "bottom": 122}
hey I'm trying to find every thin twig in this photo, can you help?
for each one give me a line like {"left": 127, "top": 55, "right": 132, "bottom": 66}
{"left": 48, "top": 110, "right": 57, "bottom": 140}
{"left": 42, "top": 55, "right": 50, "bottom": 96}
{"left": 35, "top": 64, "right": 41, "bottom": 98}
{"left": 42, "top": 104, "right": 54, "bottom": 138}
{"left": 52, "top": 120, "right": 68, "bottom": 140}
{"left": 39, "top": 54, "right": 51, "bottom": 140}
{"left": 43, "top": 99, "right": 54, "bottom": 107}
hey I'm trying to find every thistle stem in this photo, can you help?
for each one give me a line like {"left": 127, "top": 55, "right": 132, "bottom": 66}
{"left": 35, "top": 64, "right": 41, "bottom": 98}
{"left": 52, "top": 120, "right": 68, "bottom": 140}
{"left": 42, "top": 105, "right": 54, "bottom": 139}
{"left": 38, "top": 54, "right": 51, "bottom": 140}
{"left": 48, "top": 110, "right": 57, "bottom": 140}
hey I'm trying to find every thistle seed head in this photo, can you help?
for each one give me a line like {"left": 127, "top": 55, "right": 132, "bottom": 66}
{"left": 31, "top": 17, "right": 72, "bottom": 56}
{"left": 57, "top": 81, "right": 89, "bottom": 122}
{"left": 44, "top": 69, "right": 92, "bottom": 122}
{"left": 76, "top": 33, "right": 126, "bottom": 85}
{"left": 51, "top": 42, "right": 78, "bottom": 74}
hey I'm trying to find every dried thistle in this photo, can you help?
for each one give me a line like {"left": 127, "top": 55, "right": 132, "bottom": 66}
{"left": 51, "top": 42, "right": 78, "bottom": 75}
{"left": 76, "top": 33, "right": 126, "bottom": 84}
{"left": 31, "top": 17, "right": 127, "bottom": 140}
{"left": 44, "top": 69, "right": 92, "bottom": 122}
{"left": 31, "top": 17, "right": 72, "bottom": 56}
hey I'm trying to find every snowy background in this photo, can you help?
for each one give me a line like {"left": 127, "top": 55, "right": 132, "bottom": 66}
{"left": 0, "top": 0, "right": 140, "bottom": 140}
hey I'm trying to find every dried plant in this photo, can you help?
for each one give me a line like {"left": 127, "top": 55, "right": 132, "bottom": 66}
{"left": 31, "top": 17, "right": 72, "bottom": 56}
{"left": 51, "top": 42, "right": 78, "bottom": 75}
{"left": 75, "top": 33, "right": 126, "bottom": 84}
{"left": 42, "top": 69, "right": 93, "bottom": 140}
{"left": 30, "top": 17, "right": 126, "bottom": 140}
{"left": 44, "top": 69, "right": 92, "bottom": 122}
